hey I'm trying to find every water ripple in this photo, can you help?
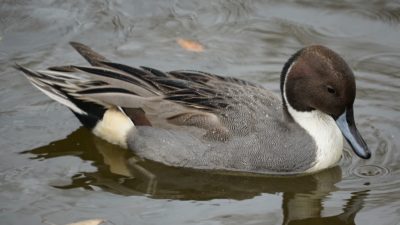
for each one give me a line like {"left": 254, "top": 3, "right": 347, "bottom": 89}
{"left": 352, "top": 165, "right": 390, "bottom": 178}
{"left": 351, "top": 7, "right": 400, "bottom": 25}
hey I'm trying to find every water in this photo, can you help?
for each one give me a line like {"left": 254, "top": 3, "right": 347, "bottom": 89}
{"left": 0, "top": 0, "right": 399, "bottom": 224}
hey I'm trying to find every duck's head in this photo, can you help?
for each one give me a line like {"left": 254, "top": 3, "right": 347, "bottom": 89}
{"left": 281, "top": 45, "right": 371, "bottom": 159}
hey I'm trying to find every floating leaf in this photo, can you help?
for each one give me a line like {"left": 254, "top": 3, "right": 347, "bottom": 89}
{"left": 66, "top": 219, "right": 105, "bottom": 225}
{"left": 176, "top": 38, "right": 204, "bottom": 52}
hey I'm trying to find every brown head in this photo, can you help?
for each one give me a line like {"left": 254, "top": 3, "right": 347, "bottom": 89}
{"left": 280, "top": 45, "right": 371, "bottom": 159}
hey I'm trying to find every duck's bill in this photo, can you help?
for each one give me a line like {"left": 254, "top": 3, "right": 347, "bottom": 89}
{"left": 335, "top": 107, "right": 371, "bottom": 159}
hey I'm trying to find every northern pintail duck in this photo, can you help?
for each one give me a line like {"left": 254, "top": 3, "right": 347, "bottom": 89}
{"left": 17, "top": 42, "right": 370, "bottom": 174}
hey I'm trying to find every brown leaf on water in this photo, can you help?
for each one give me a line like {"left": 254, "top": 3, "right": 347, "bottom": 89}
{"left": 176, "top": 38, "right": 204, "bottom": 52}
{"left": 66, "top": 219, "right": 105, "bottom": 225}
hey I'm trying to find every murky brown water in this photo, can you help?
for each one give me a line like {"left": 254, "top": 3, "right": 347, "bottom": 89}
{"left": 1, "top": 1, "right": 399, "bottom": 224}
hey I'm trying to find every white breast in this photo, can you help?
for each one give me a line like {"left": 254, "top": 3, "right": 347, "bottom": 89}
{"left": 287, "top": 107, "right": 344, "bottom": 173}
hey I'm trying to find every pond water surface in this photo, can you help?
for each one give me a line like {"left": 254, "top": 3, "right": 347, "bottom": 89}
{"left": 0, "top": 1, "right": 399, "bottom": 225}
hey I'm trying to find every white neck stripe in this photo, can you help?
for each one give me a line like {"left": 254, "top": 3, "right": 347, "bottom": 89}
{"left": 283, "top": 61, "right": 343, "bottom": 172}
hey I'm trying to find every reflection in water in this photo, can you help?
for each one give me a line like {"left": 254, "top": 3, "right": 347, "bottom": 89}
{"left": 283, "top": 191, "right": 368, "bottom": 225}
{"left": 23, "top": 128, "right": 369, "bottom": 224}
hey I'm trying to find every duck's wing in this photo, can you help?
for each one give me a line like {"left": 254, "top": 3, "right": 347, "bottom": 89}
{"left": 17, "top": 42, "right": 264, "bottom": 141}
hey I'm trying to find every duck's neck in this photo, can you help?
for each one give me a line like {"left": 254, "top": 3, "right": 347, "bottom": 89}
{"left": 286, "top": 105, "right": 343, "bottom": 172}
{"left": 281, "top": 58, "right": 343, "bottom": 172}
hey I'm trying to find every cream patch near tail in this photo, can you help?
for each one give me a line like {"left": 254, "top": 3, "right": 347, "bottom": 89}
{"left": 92, "top": 108, "right": 134, "bottom": 148}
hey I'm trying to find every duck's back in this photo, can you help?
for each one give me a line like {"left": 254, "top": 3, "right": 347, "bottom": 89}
{"left": 130, "top": 80, "right": 317, "bottom": 174}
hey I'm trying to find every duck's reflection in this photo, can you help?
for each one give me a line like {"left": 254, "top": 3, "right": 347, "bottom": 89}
{"left": 282, "top": 190, "right": 368, "bottom": 225}
{"left": 23, "top": 128, "right": 369, "bottom": 224}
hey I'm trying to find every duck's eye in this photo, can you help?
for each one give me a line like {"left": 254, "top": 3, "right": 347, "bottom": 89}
{"left": 327, "top": 86, "right": 336, "bottom": 94}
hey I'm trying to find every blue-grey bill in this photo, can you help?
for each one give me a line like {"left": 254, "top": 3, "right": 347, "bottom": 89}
{"left": 335, "top": 108, "right": 371, "bottom": 159}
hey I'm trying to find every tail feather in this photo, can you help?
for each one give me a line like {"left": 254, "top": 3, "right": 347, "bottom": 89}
{"left": 72, "top": 66, "right": 157, "bottom": 96}
{"left": 16, "top": 63, "right": 154, "bottom": 131}
{"left": 16, "top": 42, "right": 227, "bottom": 148}
{"left": 16, "top": 65, "right": 87, "bottom": 115}
{"left": 16, "top": 64, "right": 107, "bottom": 128}
{"left": 69, "top": 41, "right": 109, "bottom": 66}
{"left": 67, "top": 42, "right": 159, "bottom": 93}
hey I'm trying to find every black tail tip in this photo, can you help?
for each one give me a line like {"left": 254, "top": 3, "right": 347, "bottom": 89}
{"left": 13, "top": 63, "right": 24, "bottom": 71}
{"left": 69, "top": 41, "right": 87, "bottom": 49}
{"left": 14, "top": 64, "right": 34, "bottom": 76}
